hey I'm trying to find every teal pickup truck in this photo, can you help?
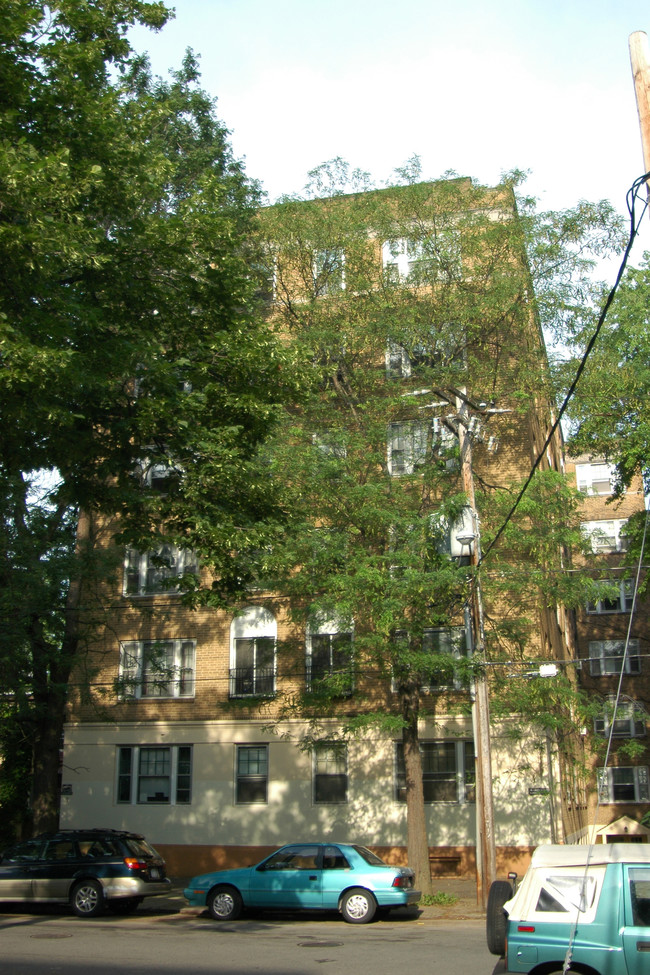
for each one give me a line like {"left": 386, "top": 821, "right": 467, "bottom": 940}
{"left": 487, "top": 844, "right": 650, "bottom": 975}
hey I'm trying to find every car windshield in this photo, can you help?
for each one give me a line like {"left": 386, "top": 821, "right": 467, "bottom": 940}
{"left": 353, "top": 846, "right": 387, "bottom": 866}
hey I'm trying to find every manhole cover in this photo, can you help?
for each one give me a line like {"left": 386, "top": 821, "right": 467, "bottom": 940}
{"left": 30, "top": 933, "right": 73, "bottom": 940}
{"left": 298, "top": 941, "right": 343, "bottom": 948}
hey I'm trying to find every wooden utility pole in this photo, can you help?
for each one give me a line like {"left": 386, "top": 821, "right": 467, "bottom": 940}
{"left": 629, "top": 31, "right": 650, "bottom": 183}
{"left": 456, "top": 393, "right": 497, "bottom": 910}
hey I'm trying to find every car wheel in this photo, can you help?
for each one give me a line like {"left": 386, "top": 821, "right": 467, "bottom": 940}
{"left": 108, "top": 897, "right": 143, "bottom": 915}
{"left": 341, "top": 887, "right": 377, "bottom": 924}
{"left": 207, "top": 885, "right": 243, "bottom": 921}
{"left": 71, "top": 879, "right": 105, "bottom": 918}
{"left": 486, "top": 879, "right": 513, "bottom": 956}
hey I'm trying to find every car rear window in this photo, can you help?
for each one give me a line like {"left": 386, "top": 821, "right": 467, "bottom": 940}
{"left": 124, "top": 837, "right": 157, "bottom": 859}
{"left": 353, "top": 846, "right": 387, "bottom": 866}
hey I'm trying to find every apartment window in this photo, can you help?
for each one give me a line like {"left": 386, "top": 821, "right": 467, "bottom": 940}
{"left": 124, "top": 543, "right": 198, "bottom": 595}
{"left": 312, "top": 432, "right": 347, "bottom": 459}
{"left": 575, "top": 462, "right": 617, "bottom": 496}
{"left": 587, "top": 579, "right": 634, "bottom": 614}
{"left": 307, "top": 620, "right": 354, "bottom": 693}
{"left": 230, "top": 606, "right": 276, "bottom": 698}
{"left": 589, "top": 639, "right": 641, "bottom": 676}
{"left": 386, "top": 331, "right": 465, "bottom": 378}
{"left": 236, "top": 745, "right": 268, "bottom": 803}
{"left": 395, "top": 740, "right": 475, "bottom": 803}
{"left": 118, "top": 640, "right": 195, "bottom": 699}
{"left": 581, "top": 520, "right": 629, "bottom": 554}
{"left": 313, "top": 742, "right": 348, "bottom": 803}
{"left": 313, "top": 248, "right": 345, "bottom": 295}
{"left": 421, "top": 627, "right": 469, "bottom": 690}
{"left": 117, "top": 745, "right": 192, "bottom": 804}
{"left": 594, "top": 700, "right": 646, "bottom": 738}
{"left": 382, "top": 233, "right": 461, "bottom": 284}
{"left": 388, "top": 420, "right": 430, "bottom": 474}
{"left": 597, "top": 765, "right": 650, "bottom": 803}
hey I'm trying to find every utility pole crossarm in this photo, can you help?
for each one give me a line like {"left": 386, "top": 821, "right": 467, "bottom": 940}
{"left": 629, "top": 31, "right": 650, "bottom": 185}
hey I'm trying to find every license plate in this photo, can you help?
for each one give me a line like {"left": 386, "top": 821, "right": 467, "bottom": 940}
{"left": 149, "top": 867, "right": 160, "bottom": 879}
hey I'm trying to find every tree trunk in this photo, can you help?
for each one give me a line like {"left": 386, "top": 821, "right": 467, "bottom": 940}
{"left": 401, "top": 686, "right": 432, "bottom": 896}
{"left": 30, "top": 511, "right": 88, "bottom": 836}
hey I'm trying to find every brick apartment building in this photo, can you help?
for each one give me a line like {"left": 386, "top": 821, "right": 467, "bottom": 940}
{"left": 60, "top": 178, "right": 649, "bottom": 877}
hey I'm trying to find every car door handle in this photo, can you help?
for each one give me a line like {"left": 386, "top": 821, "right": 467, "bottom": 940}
{"left": 637, "top": 942, "right": 650, "bottom": 952}
{"left": 309, "top": 875, "right": 318, "bottom": 881}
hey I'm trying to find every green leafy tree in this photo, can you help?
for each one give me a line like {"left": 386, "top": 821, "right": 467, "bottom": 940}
{"left": 560, "top": 252, "right": 650, "bottom": 494}
{"left": 253, "top": 159, "right": 623, "bottom": 893}
{"left": 0, "top": 1, "right": 296, "bottom": 840}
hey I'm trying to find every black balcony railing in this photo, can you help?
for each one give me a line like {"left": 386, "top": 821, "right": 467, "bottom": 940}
{"left": 229, "top": 667, "right": 275, "bottom": 699}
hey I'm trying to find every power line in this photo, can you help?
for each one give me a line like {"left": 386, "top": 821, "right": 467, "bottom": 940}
{"left": 480, "top": 171, "right": 650, "bottom": 567}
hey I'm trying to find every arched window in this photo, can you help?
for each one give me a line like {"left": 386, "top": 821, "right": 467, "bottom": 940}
{"left": 229, "top": 607, "right": 276, "bottom": 698}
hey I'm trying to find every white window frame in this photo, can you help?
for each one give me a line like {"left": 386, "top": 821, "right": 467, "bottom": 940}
{"left": 587, "top": 579, "right": 634, "bottom": 614}
{"left": 229, "top": 606, "right": 277, "bottom": 698}
{"left": 594, "top": 699, "right": 646, "bottom": 738}
{"left": 116, "top": 744, "right": 192, "bottom": 805}
{"left": 598, "top": 765, "right": 650, "bottom": 803}
{"left": 421, "top": 626, "right": 469, "bottom": 691}
{"left": 313, "top": 247, "right": 345, "bottom": 296}
{"left": 118, "top": 639, "right": 196, "bottom": 699}
{"left": 581, "top": 520, "right": 629, "bottom": 554}
{"left": 589, "top": 639, "right": 641, "bottom": 676}
{"left": 306, "top": 617, "right": 354, "bottom": 693}
{"left": 395, "top": 739, "right": 475, "bottom": 803}
{"left": 382, "top": 232, "right": 461, "bottom": 284}
{"left": 124, "top": 543, "right": 198, "bottom": 596}
{"left": 313, "top": 742, "right": 348, "bottom": 804}
{"left": 387, "top": 420, "right": 430, "bottom": 475}
{"left": 235, "top": 744, "right": 269, "bottom": 804}
{"left": 575, "top": 462, "right": 618, "bottom": 496}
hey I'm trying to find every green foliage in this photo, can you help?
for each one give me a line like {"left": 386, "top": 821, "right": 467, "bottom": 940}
{"left": 0, "top": 1, "right": 296, "bottom": 836}
{"left": 562, "top": 253, "right": 650, "bottom": 496}
{"left": 419, "top": 890, "right": 459, "bottom": 907}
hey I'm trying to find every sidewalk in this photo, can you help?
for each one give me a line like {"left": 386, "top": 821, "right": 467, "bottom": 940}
{"left": 151, "top": 876, "right": 485, "bottom": 922}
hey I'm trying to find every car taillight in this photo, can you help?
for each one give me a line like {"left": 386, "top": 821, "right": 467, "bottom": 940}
{"left": 392, "top": 876, "right": 407, "bottom": 888}
{"left": 124, "top": 858, "right": 148, "bottom": 871}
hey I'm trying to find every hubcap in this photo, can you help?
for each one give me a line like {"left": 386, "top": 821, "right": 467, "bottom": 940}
{"left": 76, "top": 885, "right": 99, "bottom": 913}
{"left": 213, "top": 892, "right": 234, "bottom": 916}
{"left": 346, "top": 894, "right": 369, "bottom": 919}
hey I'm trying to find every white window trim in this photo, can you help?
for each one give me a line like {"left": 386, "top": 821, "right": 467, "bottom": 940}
{"left": 382, "top": 233, "right": 461, "bottom": 283}
{"left": 124, "top": 544, "right": 198, "bottom": 596}
{"left": 395, "top": 739, "right": 475, "bottom": 804}
{"left": 312, "top": 742, "right": 348, "bottom": 804}
{"left": 581, "top": 520, "right": 629, "bottom": 554}
{"left": 594, "top": 699, "right": 646, "bottom": 738}
{"left": 575, "top": 462, "right": 618, "bottom": 496}
{"left": 598, "top": 765, "right": 650, "bottom": 803}
{"left": 587, "top": 579, "right": 634, "bottom": 614}
{"left": 588, "top": 639, "right": 641, "bottom": 676}
{"left": 235, "top": 743, "right": 269, "bottom": 804}
{"left": 313, "top": 248, "right": 345, "bottom": 296}
{"left": 421, "top": 626, "right": 469, "bottom": 692}
{"left": 306, "top": 616, "right": 354, "bottom": 692}
{"left": 118, "top": 639, "right": 196, "bottom": 699}
{"left": 229, "top": 606, "right": 277, "bottom": 698}
{"left": 116, "top": 744, "right": 192, "bottom": 805}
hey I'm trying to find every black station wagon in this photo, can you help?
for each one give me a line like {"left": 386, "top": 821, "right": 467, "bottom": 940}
{"left": 0, "top": 828, "right": 171, "bottom": 917}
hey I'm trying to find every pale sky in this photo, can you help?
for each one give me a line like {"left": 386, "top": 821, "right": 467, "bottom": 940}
{"left": 130, "top": 1, "right": 650, "bottom": 240}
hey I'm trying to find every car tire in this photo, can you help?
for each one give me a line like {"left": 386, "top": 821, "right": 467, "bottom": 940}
{"left": 340, "top": 887, "right": 377, "bottom": 924}
{"left": 207, "top": 885, "right": 243, "bottom": 921}
{"left": 486, "top": 879, "right": 513, "bottom": 956}
{"left": 71, "top": 879, "right": 105, "bottom": 918}
{"left": 108, "top": 897, "right": 143, "bottom": 915}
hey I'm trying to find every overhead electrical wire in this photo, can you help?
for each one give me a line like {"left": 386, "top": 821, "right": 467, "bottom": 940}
{"left": 480, "top": 171, "right": 650, "bottom": 568}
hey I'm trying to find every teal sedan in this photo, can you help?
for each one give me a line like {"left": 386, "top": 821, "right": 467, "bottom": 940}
{"left": 184, "top": 842, "right": 420, "bottom": 923}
